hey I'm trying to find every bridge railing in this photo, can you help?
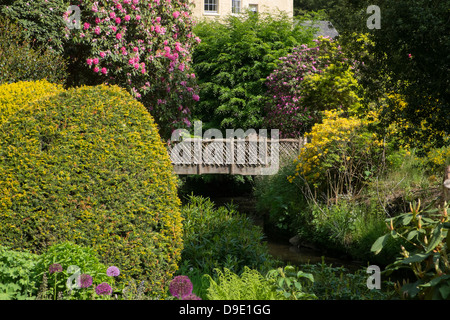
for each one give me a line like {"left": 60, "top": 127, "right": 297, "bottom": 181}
{"left": 167, "top": 137, "right": 307, "bottom": 175}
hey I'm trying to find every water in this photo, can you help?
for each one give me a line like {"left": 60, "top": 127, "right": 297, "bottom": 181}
{"left": 210, "top": 196, "right": 364, "bottom": 271}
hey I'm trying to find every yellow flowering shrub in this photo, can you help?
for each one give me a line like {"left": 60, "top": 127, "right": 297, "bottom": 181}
{"left": 379, "top": 93, "right": 449, "bottom": 152}
{"left": 0, "top": 83, "right": 183, "bottom": 296}
{"left": 0, "top": 80, "right": 63, "bottom": 125}
{"left": 288, "top": 109, "right": 384, "bottom": 198}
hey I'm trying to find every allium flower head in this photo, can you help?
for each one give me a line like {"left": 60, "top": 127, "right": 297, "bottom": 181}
{"left": 182, "top": 293, "right": 202, "bottom": 300}
{"left": 78, "top": 274, "right": 93, "bottom": 288}
{"left": 95, "top": 282, "right": 112, "bottom": 295}
{"left": 49, "top": 263, "right": 63, "bottom": 274}
{"left": 169, "top": 275, "right": 193, "bottom": 299}
{"left": 106, "top": 266, "right": 120, "bottom": 277}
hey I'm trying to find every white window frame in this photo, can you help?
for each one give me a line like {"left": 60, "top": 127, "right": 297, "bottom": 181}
{"left": 249, "top": 4, "right": 258, "bottom": 13}
{"left": 232, "top": 0, "right": 241, "bottom": 14}
{"left": 204, "top": 0, "right": 218, "bottom": 13}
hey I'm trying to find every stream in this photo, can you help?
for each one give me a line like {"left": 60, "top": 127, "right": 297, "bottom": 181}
{"left": 209, "top": 196, "right": 365, "bottom": 272}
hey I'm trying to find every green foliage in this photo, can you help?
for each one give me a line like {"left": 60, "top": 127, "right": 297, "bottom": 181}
{"left": 192, "top": 10, "right": 317, "bottom": 131}
{"left": 254, "top": 161, "right": 308, "bottom": 235}
{"left": 180, "top": 195, "right": 274, "bottom": 276}
{"left": 369, "top": 0, "right": 449, "bottom": 150}
{"left": 266, "top": 266, "right": 317, "bottom": 300}
{"left": 0, "top": 80, "right": 64, "bottom": 125}
{"left": 372, "top": 200, "right": 450, "bottom": 299}
{"left": 0, "top": 16, "right": 68, "bottom": 85}
{"left": 0, "top": 83, "right": 183, "bottom": 296}
{"left": 0, "top": 246, "right": 40, "bottom": 300}
{"left": 301, "top": 260, "right": 392, "bottom": 300}
{"left": 33, "top": 242, "right": 110, "bottom": 300}
{"left": 0, "top": 0, "right": 69, "bottom": 54}
{"left": 204, "top": 267, "right": 284, "bottom": 300}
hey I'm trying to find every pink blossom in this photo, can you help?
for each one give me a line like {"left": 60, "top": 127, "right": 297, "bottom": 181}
{"left": 93, "top": 67, "right": 99, "bottom": 73}
{"left": 124, "top": 15, "right": 130, "bottom": 21}
{"left": 136, "top": 15, "right": 141, "bottom": 21}
{"left": 86, "top": 58, "right": 93, "bottom": 66}
{"left": 93, "top": 58, "right": 99, "bottom": 65}
{"left": 173, "top": 11, "right": 180, "bottom": 19}
{"left": 94, "top": 26, "right": 101, "bottom": 35}
{"left": 110, "top": 12, "right": 116, "bottom": 19}
{"left": 101, "top": 67, "right": 107, "bottom": 75}
{"left": 116, "top": 33, "right": 122, "bottom": 40}
{"left": 100, "top": 52, "right": 106, "bottom": 58}
{"left": 115, "top": 17, "right": 121, "bottom": 24}
{"left": 83, "top": 22, "right": 90, "bottom": 30}
{"left": 192, "top": 94, "right": 200, "bottom": 101}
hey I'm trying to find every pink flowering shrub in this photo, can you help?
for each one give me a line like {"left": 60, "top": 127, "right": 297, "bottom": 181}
{"left": 264, "top": 36, "right": 362, "bottom": 138}
{"left": 66, "top": 0, "right": 200, "bottom": 138}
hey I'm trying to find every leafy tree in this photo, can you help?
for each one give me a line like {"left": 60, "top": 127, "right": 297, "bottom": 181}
{"left": 191, "top": 10, "right": 317, "bottom": 132}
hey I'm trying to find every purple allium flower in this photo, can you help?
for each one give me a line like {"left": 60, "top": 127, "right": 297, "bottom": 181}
{"left": 95, "top": 282, "right": 112, "bottom": 295}
{"left": 169, "top": 275, "right": 193, "bottom": 299}
{"left": 49, "top": 263, "right": 63, "bottom": 274}
{"left": 78, "top": 274, "right": 93, "bottom": 288}
{"left": 182, "top": 293, "right": 202, "bottom": 300}
{"left": 106, "top": 266, "right": 120, "bottom": 277}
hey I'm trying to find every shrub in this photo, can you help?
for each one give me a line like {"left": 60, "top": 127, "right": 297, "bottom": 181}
{"left": 180, "top": 195, "right": 274, "bottom": 276}
{"left": 0, "top": 246, "right": 40, "bottom": 300}
{"left": 371, "top": 200, "right": 450, "bottom": 300}
{"left": 0, "top": 0, "right": 69, "bottom": 54}
{"left": 65, "top": 0, "right": 200, "bottom": 138}
{"left": 204, "top": 267, "right": 284, "bottom": 300}
{"left": 0, "top": 80, "right": 64, "bottom": 125}
{"left": 266, "top": 265, "right": 317, "bottom": 300}
{"left": 192, "top": 10, "right": 317, "bottom": 131}
{"left": 264, "top": 36, "right": 362, "bottom": 138}
{"left": 288, "top": 109, "right": 384, "bottom": 201}
{"left": 0, "top": 16, "right": 68, "bottom": 85}
{"left": 0, "top": 83, "right": 183, "bottom": 296}
{"left": 254, "top": 161, "right": 308, "bottom": 235}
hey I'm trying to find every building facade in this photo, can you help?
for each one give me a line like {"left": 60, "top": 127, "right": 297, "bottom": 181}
{"left": 190, "top": 0, "right": 294, "bottom": 20}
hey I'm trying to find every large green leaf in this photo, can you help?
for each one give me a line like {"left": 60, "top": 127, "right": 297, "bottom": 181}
{"left": 371, "top": 234, "right": 389, "bottom": 255}
{"left": 401, "top": 252, "right": 431, "bottom": 264}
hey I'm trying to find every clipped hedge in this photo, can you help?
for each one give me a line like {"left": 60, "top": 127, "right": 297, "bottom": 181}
{"left": 0, "top": 83, "right": 183, "bottom": 296}
{"left": 0, "top": 80, "right": 64, "bottom": 125}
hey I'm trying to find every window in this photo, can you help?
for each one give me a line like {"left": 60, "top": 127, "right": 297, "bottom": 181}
{"left": 204, "top": 0, "right": 218, "bottom": 13}
{"left": 232, "top": 0, "right": 241, "bottom": 14}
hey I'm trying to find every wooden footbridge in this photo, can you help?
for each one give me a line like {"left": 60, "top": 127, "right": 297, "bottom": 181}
{"left": 167, "top": 137, "right": 307, "bottom": 175}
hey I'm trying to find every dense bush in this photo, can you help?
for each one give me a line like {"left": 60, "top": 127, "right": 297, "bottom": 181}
{"left": 0, "top": 83, "right": 183, "bottom": 296}
{"left": 204, "top": 267, "right": 285, "bottom": 300}
{"left": 288, "top": 109, "right": 384, "bottom": 200}
{"left": 0, "top": 80, "right": 64, "bottom": 125}
{"left": 264, "top": 36, "right": 362, "bottom": 138}
{"left": 0, "top": 16, "right": 68, "bottom": 85}
{"left": 66, "top": 0, "right": 200, "bottom": 138}
{"left": 0, "top": 246, "right": 39, "bottom": 300}
{"left": 372, "top": 200, "right": 450, "bottom": 300}
{"left": 180, "top": 195, "right": 274, "bottom": 276}
{"left": 254, "top": 162, "right": 308, "bottom": 235}
{"left": 192, "top": 10, "right": 317, "bottom": 131}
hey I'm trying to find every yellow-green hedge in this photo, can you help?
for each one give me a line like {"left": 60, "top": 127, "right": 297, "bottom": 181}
{"left": 0, "top": 80, "right": 64, "bottom": 125}
{"left": 0, "top": 83, "right": 183, "bottom": 296}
